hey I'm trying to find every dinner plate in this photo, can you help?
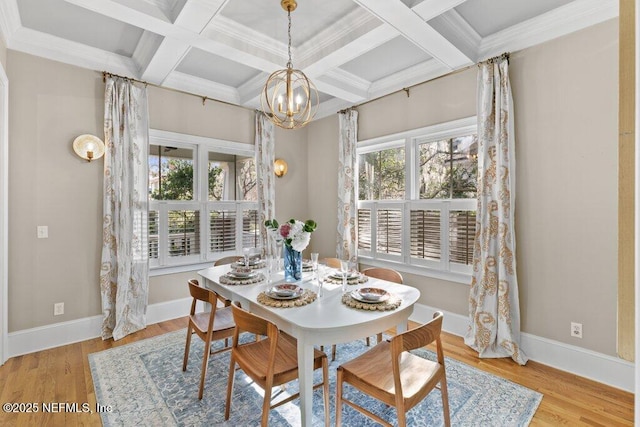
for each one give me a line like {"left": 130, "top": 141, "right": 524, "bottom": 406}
{"left": 228, "top": 269, "right": 258, "bottom": 279}
{"left": 329, "top": 271, "right": 359, "bottom": 280}
{"left": 267, "top": 284, "right": 303, "bottom": 300}
{"left": 350, "top": 288, "right": 390, "bottom": 303}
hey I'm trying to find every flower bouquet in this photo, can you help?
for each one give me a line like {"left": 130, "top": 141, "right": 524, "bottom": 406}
{"left": 265, "top": 219, "right": 317, "bottom": 281}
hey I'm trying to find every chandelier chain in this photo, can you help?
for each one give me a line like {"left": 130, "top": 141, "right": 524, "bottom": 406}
{"left": 287, "top": 8, "right": 292, "bottom": 68}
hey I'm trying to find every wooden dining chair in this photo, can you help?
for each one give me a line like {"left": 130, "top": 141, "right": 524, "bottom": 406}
{"left": 362, "top": 267, "right": 404, "bottom": 345}
{"left": 225, "top": 301, "right": 330, "bottom": 427}
{"left": 322, "top": 257, "right": 341, "bottom": 268}
{"left": 182, "top": 279, "right": 236, "bottom": 400}
{"left": 335, "top": 312, "right": 450, "bottom": 427}
{"left": 214, "top": 255, "right": 242, "bottom": 266}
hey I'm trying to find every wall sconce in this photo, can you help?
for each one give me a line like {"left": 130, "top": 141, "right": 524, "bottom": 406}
{"left": 73, "top": 134, "right": 105, "bottom": 162}
{"left": 274, "top": 158, "right": 288, "bottom": 178}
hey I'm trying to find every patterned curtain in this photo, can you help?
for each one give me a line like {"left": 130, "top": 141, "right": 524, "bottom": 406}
{"left": 336, "top": 109, "right": 358, "bottom": 262}
{"left": 100, "top": 76, "right": 149, "bottom": 341}
{"left": 255, "top": 112, "right": 276, "bottom": 254}
{"left": 464, "top": 54, "right": 527, "bottom": 365}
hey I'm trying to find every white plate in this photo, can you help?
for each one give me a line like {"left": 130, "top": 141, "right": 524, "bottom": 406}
{"left": 228, "top": 270, "right": 258, "bottom": 279}
{"left": 267, "top": 284, "right": 303, "bottom": 300}
{"left": 350, "top": 288, "right": 390, "bottom": 303}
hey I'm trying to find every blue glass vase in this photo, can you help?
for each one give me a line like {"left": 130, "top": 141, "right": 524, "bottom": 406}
{"left": 283, "top": 245, "right": 302, "bottom": 282}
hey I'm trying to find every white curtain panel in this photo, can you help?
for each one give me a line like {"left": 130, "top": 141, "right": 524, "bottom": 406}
{"left": 337, "top": 109, "right": 358, "bottom": 262}
{"left": 255, "top": 112, "right": 276, "bottom": 254}
{"left": 465, "top": 55, "right": 527, "bottom": 365}
{"left": 100, "top": 76, "right": 149, "bottom": 341}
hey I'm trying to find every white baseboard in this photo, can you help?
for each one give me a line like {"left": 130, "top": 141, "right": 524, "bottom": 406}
{"left": 7, "top": 299, "right": 634, "bottom": 393}
{"left": 7, "top": 297, "right": 192, "bottom": 358}
{"left": 411, "top": 304, "right": 635, "bottom": 393}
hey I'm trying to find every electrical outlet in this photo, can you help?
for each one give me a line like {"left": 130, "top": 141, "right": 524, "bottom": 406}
{"left": 54, "top": 302, "right": 64, "bottom": 316}
{"left": 571, "top": 322, "right": 582, "bottom": 338}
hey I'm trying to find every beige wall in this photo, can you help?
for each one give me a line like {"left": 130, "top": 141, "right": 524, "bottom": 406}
{"left": 308, "top": 19, "right": 619, "bottom": 355}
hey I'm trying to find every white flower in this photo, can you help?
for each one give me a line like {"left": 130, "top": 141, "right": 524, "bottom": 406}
{"left": 291, "top": 231, "right": 311, "bottom": 252}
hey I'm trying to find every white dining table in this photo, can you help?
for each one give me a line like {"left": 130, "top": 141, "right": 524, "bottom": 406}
{"left": 198, "top": 264, "right": 421, "bottom": 426}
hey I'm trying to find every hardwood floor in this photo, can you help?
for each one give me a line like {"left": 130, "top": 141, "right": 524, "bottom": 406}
{"left": 0, "top": 317, "right": 633, "bottom": 426}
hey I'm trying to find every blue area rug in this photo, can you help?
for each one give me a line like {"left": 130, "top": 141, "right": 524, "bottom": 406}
{"left": 89, "top": 330, "right": 542, "bottom": 426}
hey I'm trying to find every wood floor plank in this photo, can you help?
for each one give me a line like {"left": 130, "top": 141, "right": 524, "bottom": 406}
{"left": 0, "top": 317, "right": 633, "bottom": 426}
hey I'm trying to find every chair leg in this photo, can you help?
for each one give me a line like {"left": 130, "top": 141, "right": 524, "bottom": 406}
{"left": 440, "top": 376, "right": 451, "bottom": 427}
{"left": 322, "top": 358, "right": 330, "bottom": 427}
{"left": 261, "top": 382, "right": 272, "bottom": 427}
{"left": 377, "top": 332, "right": 383, "bottom": 344}
{"left": 331, "top": 344, "right": 336, "bottom": 361}
{"left": 182, "top": 324, "right": 192, "bottom": 372}
{"left": 224, "top": 356, "right": 236, "bottom": 420}
{"left": 335, "top": 367, "right": 344, "bottom": 427}
{"left": 366, "top": 337, "right": 371, "bottom": 346}
{"left": 198, "top": 337, "right": 212, "bottom": 400}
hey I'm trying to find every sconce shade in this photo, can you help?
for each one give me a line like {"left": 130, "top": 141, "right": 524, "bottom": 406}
{"left": 73, "top": 134, "right": 105, "bottom": 162}
{"left": 274, "top": 159, "right": 288, "bottom": 178}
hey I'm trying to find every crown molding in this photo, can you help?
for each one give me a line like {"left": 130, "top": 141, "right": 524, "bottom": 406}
{"left": 163, "top": 70, "right": 240, "bottom": 105}
{"left": 209, "top": 15, "right": 287, "bottom": 66}
{"left": 237, "top": 73, "right": 268, "bottom": 105}
{"left": 0, "top": 0, "right": 21, "bottom": 47}
{"left": 296, "top": 6, "right": 380, "bottom": 67}
{"left": 132, "top": 30, "right": 164, "bottom": 76}
{"left": 367, "top": 58, "right": 450, "bottom": 100}
{"left": 478, "top": 0, "right": 618, "bottom": 60}
{"left": 314, "top": 97, "right": 352, "bottom": 121}
{"left": 432, "top": 9, "right": 481, "bottom": 62}
{"left": 9, "top": 27, "right": 139, "bottom": 77}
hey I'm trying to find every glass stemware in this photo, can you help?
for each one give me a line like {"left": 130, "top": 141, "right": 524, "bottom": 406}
{"left": 310, "top": 252, "right": 319, "bottom": 281}
{"left": 340, "top": 259, "right": 349, "bottom": 294}
{"left": 243, "top": 247, "right": 251, "bottom": 267}
{"left": 317, "top": 264, "right": 325, "bottom": 298}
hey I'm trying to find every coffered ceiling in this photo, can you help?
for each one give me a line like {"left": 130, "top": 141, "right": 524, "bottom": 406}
{"left": 0, "top": 0, "right": 618, "bottom": 120}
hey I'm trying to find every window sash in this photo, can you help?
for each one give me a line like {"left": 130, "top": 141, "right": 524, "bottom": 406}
{"left": 355, "top": 117, "right": 477, "bottom": 278}
{"left": 148, "top": 129, "right": 258, "bottom": 270}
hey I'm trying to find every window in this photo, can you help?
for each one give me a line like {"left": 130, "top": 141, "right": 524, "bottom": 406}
{"left": 357, "top": 117, "right": 477, "bottom": 282}
{"left": 148, "top": 130, "right": 258, "bottom": 270}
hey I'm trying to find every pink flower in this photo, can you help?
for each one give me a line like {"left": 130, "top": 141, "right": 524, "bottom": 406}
{"left": 280, "top": 223, "right": 291, "bottom": 239}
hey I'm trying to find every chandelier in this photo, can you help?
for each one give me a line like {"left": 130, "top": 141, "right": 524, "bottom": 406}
{"left": 261, "top": 0, "right": 318, "bottom": 130}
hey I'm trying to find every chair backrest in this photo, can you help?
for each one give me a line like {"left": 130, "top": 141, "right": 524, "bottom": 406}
{"left": 322, "top": 258, "right": 341, "bottom": 269}
{"left": 214, "top": 256, "right": 242, "bottom": 266}
{"left": 391, "top": 311, "right": 444, "bottom": 359}
{"left": 362, "top": 267, "right": 403, "bottom": 284}
{"left": 230, "top": 301, "right": 278, "bottom": 340}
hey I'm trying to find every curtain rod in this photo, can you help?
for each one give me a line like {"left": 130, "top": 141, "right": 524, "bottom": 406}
{"left": 338, "top": 63, "right": 476, "bottom": 114}
{"left": 337, "top": 51, "right": 510, "bottom": 114}
{"left": 101, "top": 71, "right": 256, "bottom": 112}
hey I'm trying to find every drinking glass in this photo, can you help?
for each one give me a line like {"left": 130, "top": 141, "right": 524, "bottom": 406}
{"left": 310, "top": 252, "right": 319, "bottom": 281}
{"left": 265, "top": 255, "right": 274, "bottom": 284}
{"left": 243, "top": 247, "right": 251, "bottom": 267}
{"left": 317, "top": 264, "right": 325, "bottom": 298}
{"left": 340, "top": 259, "right": 349, "bottom": 294}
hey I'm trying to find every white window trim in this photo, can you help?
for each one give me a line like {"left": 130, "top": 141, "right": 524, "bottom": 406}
{"left": 149, "top": 129, "right": 257, "bottom": 274}
{"left": 357, "top": 116, "right": 477, "bottom": 285}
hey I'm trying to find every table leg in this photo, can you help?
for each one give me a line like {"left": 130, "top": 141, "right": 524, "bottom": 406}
{"left": 297, "top": 337, "right": 315, "bottom": 426}
{"left": 396, "top": 319, "right": 409, "bottom": 334}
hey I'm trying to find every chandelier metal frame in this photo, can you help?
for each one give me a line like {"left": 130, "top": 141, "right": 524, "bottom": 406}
{"left": 261, "top": 0, "right": 318, "bottom": 130}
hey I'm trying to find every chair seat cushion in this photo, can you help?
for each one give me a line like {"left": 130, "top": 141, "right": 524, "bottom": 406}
{"left": 339, "top": 341, "right": 443, "bottom": 405}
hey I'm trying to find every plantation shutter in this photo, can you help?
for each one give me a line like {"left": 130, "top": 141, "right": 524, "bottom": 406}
{"left": 449, "top": 210, "right": 476, "bottom": 265}
{"left": 209, "top": 209, "right": 236, "bottom": 252}
{"left": 376, "top": 209, "right": 402, "bottom": 255}
{"left": 357, "top": 208, "right": 372, "bottom": 251}
{"left": 242, "top": 208, "right": 260, "bottom": 248}
{"left": 410, "top": 209, "right": 441, "bottom": 261}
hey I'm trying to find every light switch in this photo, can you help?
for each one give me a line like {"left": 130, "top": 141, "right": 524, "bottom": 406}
{"left": 37, "top": 226, "right": 48, "bottom": 239}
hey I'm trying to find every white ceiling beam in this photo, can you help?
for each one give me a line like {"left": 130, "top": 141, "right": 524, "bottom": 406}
{"left": 139, "top": 0, "right": 231, "bottom": 83}
{"left": 352, "top": 0, "right": 472, "bottom": 69}
{"left": 162, "top": 70, "right": 240, "bottom": 105}
{"left": 0, "top": 0, "right": 21, "bottom": 43}
{"left": 412, "top": 0, "right": 469, "bottom": 22}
